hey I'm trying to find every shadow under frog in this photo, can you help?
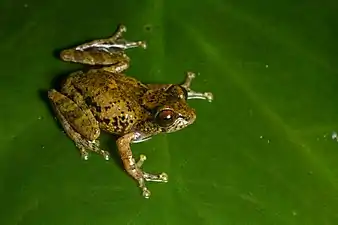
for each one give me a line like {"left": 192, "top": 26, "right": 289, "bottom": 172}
{"left": 47, "top": 24, "right": 213, "bottom": 198}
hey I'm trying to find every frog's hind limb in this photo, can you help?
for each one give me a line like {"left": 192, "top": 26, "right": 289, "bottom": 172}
{"left": 48, "top": 89, "right": 110, "bottom": 160}
{"left": 59, "top": 24, "right": 146, "bottom": 73}
{"left": 60, "top": 46, "right": 131, "bottom": 74}
{"left": 117, "top": 133, "right": 168, "bottom": 199}
{"left": 61, "top": 48, "right": 130, "bottom": 68}
{"left": 74, "top": 24, "right": 146, "bottom": 51}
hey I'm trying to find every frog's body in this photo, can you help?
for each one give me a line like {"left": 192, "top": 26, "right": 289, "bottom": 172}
{"left": 60, "top": 70, "right": 150, "bottom": 137}
{"left": 48, "top": 24, "right": 213, "bottom": 198}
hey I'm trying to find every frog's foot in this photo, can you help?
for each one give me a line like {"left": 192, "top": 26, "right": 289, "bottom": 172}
{"left": 187, "top": 90, "right": 213, "bottom": 102}
{"left": 87, "top": 140, "right": 110, "bottom": 160}
{"left": 137, "top": 171, "right": 168, "bottom": 198}
{"left": 74, "top": 24, "right": 147, "bottom": 52}
{"left": 134, "top": 154, "right": 168, "bottom": 198}
{"left": 136, "top": 154, "right": 147, "bottom": 168}
{"left": 143, "top": 172, "right": 168, "bottom": 183}
{"left": 110, "top": 24, "right": 127, "bottom": 41}
{"left": 74, "top": 139, "right": 110, "bottom": 160}
{"left": 79, "top": 148, "right": 89, "bottom": 160}
{"left": 181, "top": 71, "right": 214, "bottom": 102}
{"left": 181, "top": 71, "right": 196, "bottom": 89}
{"left": 136, "top": 169, "right": 168, "bottom": 198}
{"left": 136, "top": 154, "right": 168, "bottom": 182}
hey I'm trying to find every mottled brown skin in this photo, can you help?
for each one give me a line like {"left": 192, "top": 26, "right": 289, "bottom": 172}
{"left": 48, "top": 24, "right": 213, "bottom": 198}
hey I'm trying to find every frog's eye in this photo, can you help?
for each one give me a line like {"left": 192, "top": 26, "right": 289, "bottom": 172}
{"left": 155, "top": 109, "right": 176, "bottom": 127}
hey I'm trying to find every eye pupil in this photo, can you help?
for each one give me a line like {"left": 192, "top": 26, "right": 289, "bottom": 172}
{"left": 162, "top": 113, "right": 172, "bottom": 120}
{"left": 156, "top": 109, "right": 175, "bottom": 127}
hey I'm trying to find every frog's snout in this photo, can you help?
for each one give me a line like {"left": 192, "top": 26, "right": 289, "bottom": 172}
{"left": 189, "top": 112, "right": 197, "bottom": 124}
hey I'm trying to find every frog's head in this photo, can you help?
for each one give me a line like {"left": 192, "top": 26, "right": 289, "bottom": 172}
{"left": 154, "top": 85, "right": 196, "bottom": 133}
{"left": 155, "top": 103, "right": 196, "bottom": 133}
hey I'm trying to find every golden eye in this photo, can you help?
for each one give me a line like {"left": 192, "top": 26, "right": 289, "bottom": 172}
{"left": 156, "top": 109, "right": 176, "bottom": 127}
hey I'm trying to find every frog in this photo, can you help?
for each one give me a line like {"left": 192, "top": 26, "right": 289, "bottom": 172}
{"left": 48, "top": 24, "right": 213, "bottom": 198}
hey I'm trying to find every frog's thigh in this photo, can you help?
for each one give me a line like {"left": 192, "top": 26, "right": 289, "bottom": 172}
{"left": 48, "top": 89, "right": 100, "bottom": 141}
{"left": 60, "top": 49, "right": 129, "bottom": 68}
{"left": 61, "top": 71, "right": 90, "bottom": 109}
{"left": 50, "top": 100, "right": 91, "bottom": 159}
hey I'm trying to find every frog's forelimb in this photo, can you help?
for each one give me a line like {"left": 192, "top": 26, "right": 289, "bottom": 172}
{"left": 117, "top": 132, "right": 168, "bottom": 199}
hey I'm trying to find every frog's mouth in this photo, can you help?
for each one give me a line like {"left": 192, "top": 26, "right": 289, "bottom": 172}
{"left": 165, "top": 114, "right": 196, "bottom": 133}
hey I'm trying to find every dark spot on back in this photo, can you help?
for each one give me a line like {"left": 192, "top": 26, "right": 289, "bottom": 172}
{"left": 95, "top": 117, "right": 103, "bottom": 123}
{"left": 103, "top": 118, "right": 110, "bottom": 125}
{"left": 85, "top": 97, "right": 94, "bottom": 106}
{"left": 84, "top": 96, "right": 101, "bottom": 113}
{"left": 74, "top": 86, "right": 84, "bottom": 95}
{"left": 112, "top": 117, "right": 118, "bottom": 128}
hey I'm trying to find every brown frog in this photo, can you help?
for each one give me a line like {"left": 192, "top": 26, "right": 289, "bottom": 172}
{"left": 48, "top": 24, "right": 213, "bottom": 198}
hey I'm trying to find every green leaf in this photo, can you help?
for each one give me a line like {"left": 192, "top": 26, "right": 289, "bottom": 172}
{"left": 1, "top": 0, "right": 338, "bottom": 224}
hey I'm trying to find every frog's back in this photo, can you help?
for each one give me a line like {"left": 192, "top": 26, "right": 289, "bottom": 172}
{"left": 74, "top": 70, "right": 150, "bottom": 134}
{"left": 74, "top": 70, "right": 147, "bottom": 96}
